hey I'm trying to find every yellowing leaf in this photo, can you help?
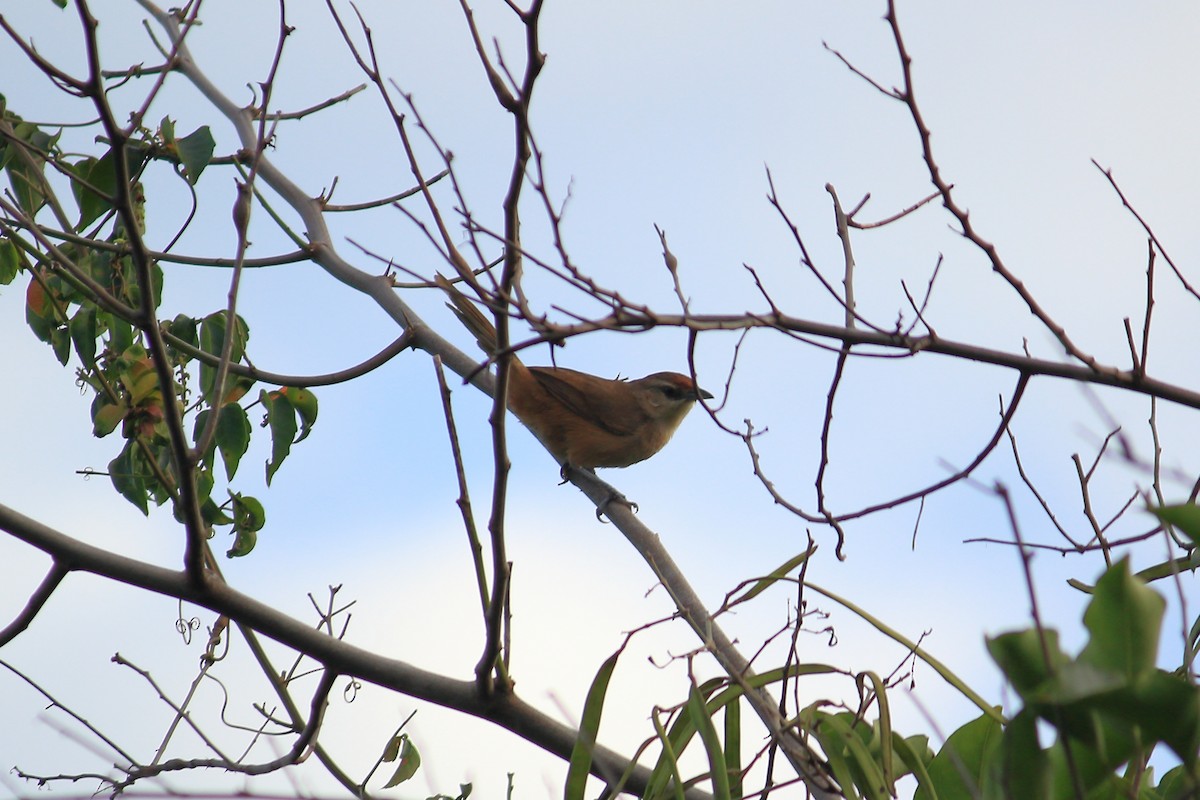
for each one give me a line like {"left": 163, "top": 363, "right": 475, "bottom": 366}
{"left": 382, "top": 734, "right": 421, "bottom": 788}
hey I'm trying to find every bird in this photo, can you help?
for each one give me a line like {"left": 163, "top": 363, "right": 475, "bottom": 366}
{"left": 437, "top": 276, "right": 712, "bottom": 471}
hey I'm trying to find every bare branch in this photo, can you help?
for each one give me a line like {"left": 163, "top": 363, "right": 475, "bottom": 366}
{"left": 0, "top": 563, "right": 68, "bottom": 647}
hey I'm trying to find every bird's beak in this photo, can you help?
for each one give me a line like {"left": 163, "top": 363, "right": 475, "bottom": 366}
{"left": 697, "top": 387, "right": 714, "bottom": 400}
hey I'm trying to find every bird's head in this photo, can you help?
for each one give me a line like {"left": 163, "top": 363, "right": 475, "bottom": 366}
{"left": 633, "top": 372, "right": 713, "bottom": 431}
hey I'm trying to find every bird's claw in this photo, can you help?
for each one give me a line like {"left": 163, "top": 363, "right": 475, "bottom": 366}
{"left": 595, "top": 491, "right": 638, "bottom": 523}
{"left": 559, "top": 463, "right": 638, "bottom": 521}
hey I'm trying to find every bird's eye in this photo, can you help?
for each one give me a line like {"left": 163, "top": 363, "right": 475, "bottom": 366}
{"left": 661, "top": 385, "right": 683, "bottom": 400}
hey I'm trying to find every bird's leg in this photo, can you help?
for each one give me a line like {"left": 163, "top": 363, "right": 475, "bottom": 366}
{"left": 595, "top": 488, "right": 638, "bottom": 522}
{"left": 561, "top": 464, "right": 638, "bottom": 521}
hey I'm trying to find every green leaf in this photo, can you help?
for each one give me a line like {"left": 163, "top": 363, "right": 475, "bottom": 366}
{"left": 811, "top": 712, "right": 889, "bottom": 800}
{"left": 381, "top": 733, "right": 421, "bottom": 788}
{"left": 68, "top": 155, "right": 113, "bottom": 229}
{"left": 1035, "top": 660, "right": 1126, "bottom": 708}
{"left": 1150, "top": 503, "right": 1200, "bottom": 548}
{"left": 4, "top": 122, "right": 56, "bottom": 216}
{"left": 686, "top": 682, "right": 730, "bottom": 800}
{"left": 1157, "top": 765, "right": 1200, "bottom": 799}
{"left": 107, "top": 312, "right": 134, "bottom": 354}
{"left": 1107, "top": 671, "right": 1200, "bottom": 766}
{"left": 200, "top": 494, "right": 233, "bottom": 526}
{"left": 1135, "top": 551, "right": 1200, "bottom": 585}
{"left": 891, "top": 734, "right": 935, "bottom": 795}
{"left": 67, "top": 144, "right": 149, "bottom": 228}
{"left": 91, "top": 396, "right": 128, "bottom": 438}
{"left": 227, "top": 492, "right": 265, "bottom": 557}
{"left": 109, "top": 441, "right": 149, "bottom": 515}
{"left": 280, "top": 386, "right": 318, "bottom": 443}
{"left": 159, "top": 116, "right": 175, "bottom": 145}
{"left": 913, "top": 712, "right": 1002, "bottom": 800}
{"left": 997, "top": 709, "right": 1051, "bottom": 800}
{"left": 0, "top": 238, "right": 19, "bottom": 285}
{"left": 231, "top": 492, "right": 265, "bottom": 531}
{"left": 166, "top": 313, "right": 198, "bottom": 359}
{"left": 176, "top": 126, "right": 215, "bottom": 184}
{"left": 49, "top": 325, "right": 70, "bottom": 364}
{"left": 199, "top": 311, "right": 249, "bottom": 403}
{"left": 565, "top": 650, "right": 621, "bottom": 800}
{"left": 1079, "top": 558, "right": 1164, "bottom": 681}
{"left": 215, "top": 403, "right": 251, "bottom": 479}
{"left": 723, "top": 698, "right": 742, "bottom": 800}
{"left": 860, "top": 673, "right": 895, "bottom": 791}
{"left": 69, "top": 305, "right": 97, "bottom": 367}
{"left": 728, "top": 545, "right": 816, "bottom": 607}
{"left": 986, "top": 628, "right": 1068, "bottom": 699}
{"left": 262, "top": 389, "right": 297, "bottom": 485}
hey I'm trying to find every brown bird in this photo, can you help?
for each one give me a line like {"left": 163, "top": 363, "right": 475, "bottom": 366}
{"left": 438, "top": 276, "right": 711, "bottom": 470}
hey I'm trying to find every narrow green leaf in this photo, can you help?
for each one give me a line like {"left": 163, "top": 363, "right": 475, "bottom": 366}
{"left": 891, "top": 734, "right": 937, "bottom": 798}
{"left": 649, "top": 710, "right": 687, "bottom": 800}
{"left": 728, "top": 545, "right": 816, "bottom": 607}
{"left": 565, "top": 650, "right": 621, "bottom": 800}
{"left": 723, "top": 697, "right": 742, "bottom": 800}
{"left": 1135, "top": 551, "right": 1200, "bottom": 584}
{"left": 644, "top": 664, "right": 839, "bottom": 800}
{"left": 686, "top": 683, "right": 730, "bottom": 800}
{"left": 812, "top": 713, "right": 888, "bottom": 800}
{"left": 809, "top": 581, "right": 1004, "bottom": 723}
{"left": 810, "top": 714, "right": 863, "bottom": 800}
{"left": 859, "top": 672, "right": 894, "bottom": 790}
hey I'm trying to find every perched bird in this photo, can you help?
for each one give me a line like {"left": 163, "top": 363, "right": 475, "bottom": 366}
{"left": 438, "top": 276, "right": 711, "bottom": 470}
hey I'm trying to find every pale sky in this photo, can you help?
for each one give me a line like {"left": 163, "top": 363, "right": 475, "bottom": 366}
{"left": 2, "top": 2, "right": 1198, "bottom": 798}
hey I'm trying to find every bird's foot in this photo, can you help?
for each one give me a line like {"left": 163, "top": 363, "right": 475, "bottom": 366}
{"left": 595, "top": 490, "right": 638, "bottom": 522}
{"left": 559, "top": 464, "right": 639, "bottom": 521}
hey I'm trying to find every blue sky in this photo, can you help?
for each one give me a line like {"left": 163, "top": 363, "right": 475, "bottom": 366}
{"left": 2, "top": 2, "right": 1199, "bottom": 797}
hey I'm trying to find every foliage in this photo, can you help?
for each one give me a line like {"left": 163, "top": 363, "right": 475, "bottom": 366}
{"left": 1, "top": 106, "right": 310, "bottom": 557}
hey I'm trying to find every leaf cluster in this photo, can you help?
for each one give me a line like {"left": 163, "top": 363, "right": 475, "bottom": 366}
{"left": 1, "top": 105, "right": 315, "bottom": 558}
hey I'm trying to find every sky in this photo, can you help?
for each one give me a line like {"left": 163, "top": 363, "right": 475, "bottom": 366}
{"left": 2, "top": 1, "right": 1199, "bottom": 798}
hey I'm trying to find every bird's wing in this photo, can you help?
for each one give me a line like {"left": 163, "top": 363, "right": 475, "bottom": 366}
{"left": 527, "top": 367, "right": 643, "bottom": 437}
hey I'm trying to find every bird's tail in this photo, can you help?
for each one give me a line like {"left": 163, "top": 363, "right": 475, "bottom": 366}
{"left": 435, "top": 274, "right": 500, "bottom": 356}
